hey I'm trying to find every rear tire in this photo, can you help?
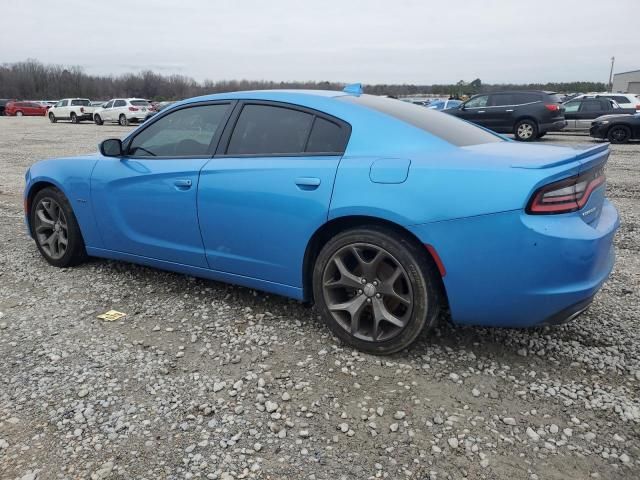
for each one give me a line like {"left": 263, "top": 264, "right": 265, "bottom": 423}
{"left": 49, "top": 112, "right": 57, "bottom": 123}
{"left": 312, "top": 226, "right": 441, "bottom": 355}
{"left": 607, "top": 125, "right": 631, "bottom": 144}
{"left": 514, "top": 119, "right": 538, "bottom": 141}
{"left": 94, "top": 114, "right": 103, "bottom": 125}
{"left": 119, "top": 114, "right": 128, "bottom": 126}
{"left": 70, "top": 112, "right": 78, "bottom": 124}
{"left": 30, "top": 187, "right": 87, "bottom": 268}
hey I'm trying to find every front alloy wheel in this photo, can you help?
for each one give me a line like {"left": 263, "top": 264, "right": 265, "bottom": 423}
{"left": 30, "top": 187, "right": 86, "bottom": 267}
{"left": 313, "top": 227, "right": 441, "bottom": 355}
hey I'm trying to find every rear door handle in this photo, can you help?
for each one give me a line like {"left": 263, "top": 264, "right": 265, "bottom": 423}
{"left": 295, "top": 177, "right": 321, "bottom": 190}
{"left": 506, "top": 109, "right": 514, "bottom": 112}
{"left": 174, "top": 179, "right": 192, "bottom": 189}
{"left": 477, "top": 110, "right": 485, "bottom": 113}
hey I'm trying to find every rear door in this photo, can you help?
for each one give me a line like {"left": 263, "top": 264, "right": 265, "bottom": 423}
{"left": 485, "top": 93, "right": 514, "bottom": 132}
{"left": 576, "top": 99, "right": 608, "bottom": 129}
{"left": 563, "top": 100, "right": 581, "bottom": 129}
{"left": 197, "top": 101, "right": 350, "bottom": 287}
{"left": 91, "top": 102, "right": 233, "bottom": 267}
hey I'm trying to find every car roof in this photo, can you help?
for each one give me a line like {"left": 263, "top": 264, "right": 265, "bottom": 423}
{"left": 182, "top": 89, "right": 350, "bottom": 105}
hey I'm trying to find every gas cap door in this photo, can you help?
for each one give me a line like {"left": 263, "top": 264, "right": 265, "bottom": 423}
{"left": 369, "top": 158, "right": 411, "bottom": 184}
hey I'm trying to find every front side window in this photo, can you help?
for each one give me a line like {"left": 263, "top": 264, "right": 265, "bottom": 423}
{"left": 59, "top": 100, "right": 68, "bottom": 107}
{"left": 563, "top": 101, "right": 580, "bottom": 113}
{"left": 105, "top": 100, "right": 114, "bottom": 109}
{"left": 464, "top": 95, "right": 489, "bottom": 108}
{"left": 227, "top": 105, "right": 314, "bottom": 155}
{"left": 128, "top": 103, "right": 230, "bottom": 157}
{"left": 114, "top": 100, "right": 126, "bottom": 107}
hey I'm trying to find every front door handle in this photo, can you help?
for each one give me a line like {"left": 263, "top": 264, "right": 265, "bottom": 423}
{"left": 295, "top": 177, "right": 321, "bottom": 190}
{"left": 174, "top": 179, "right": 192, "bottom": 190}
{"left": 477, "top": 110, "right": 486, "bottom": 113}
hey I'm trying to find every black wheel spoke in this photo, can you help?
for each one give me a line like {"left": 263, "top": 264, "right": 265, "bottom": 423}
{"left": 325, "top": 256, "right": 363, "bottom": 290}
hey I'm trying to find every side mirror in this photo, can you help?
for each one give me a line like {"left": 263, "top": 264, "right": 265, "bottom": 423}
{"left": 100, "top": 138, "right": 123, "bottom": 157}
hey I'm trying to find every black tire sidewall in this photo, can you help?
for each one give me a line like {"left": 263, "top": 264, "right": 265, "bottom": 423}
{"left": 312, "top": 226, "right": 440, "bottom": 355}
{"left": 608, "top": 126, "right": 630, "bottom": 144}
{"left": 119, "top": 115, "right": 127, "bottom": 126}
{"left": 49, "top": 113, "right": 56, "bottom": 123}
{"left": 94, "top": 114, "right": 103, "bottom": 125}
{"left": 30, "top": 187, "right": 86, "bottom": 267}
{"left": 514, "top": 119, "right": 538, "bottom": 141}
{"left": 70, "top": 113, "right": 77, "bottom": 124}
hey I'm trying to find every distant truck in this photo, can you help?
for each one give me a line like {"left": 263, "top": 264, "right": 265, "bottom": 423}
{"left": 48, "top": 98, "right": 96, "bottom": 123}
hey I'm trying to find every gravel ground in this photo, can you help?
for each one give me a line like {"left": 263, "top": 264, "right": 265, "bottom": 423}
{"left": 0, "top": 117, "right": 639, "bottom": 480}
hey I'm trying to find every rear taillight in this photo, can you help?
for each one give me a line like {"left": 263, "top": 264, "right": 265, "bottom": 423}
{"left": 544, "top": 104, "right": 560, "bottom": 112}
{"left": 527, "top": 165, "right": 605, "bottom": 215}
{"left": 80, "top": 107, "right": 84, "bottom": 113}
{"left": 636, "top": 104, "right": 640, "bottom": 110}
{"left": 129, "top": 106, "right": 138, "bottom": 111}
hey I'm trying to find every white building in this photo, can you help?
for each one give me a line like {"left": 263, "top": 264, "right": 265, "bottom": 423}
{"left": 612, "top": 69, "right": 640, "bottom": 93}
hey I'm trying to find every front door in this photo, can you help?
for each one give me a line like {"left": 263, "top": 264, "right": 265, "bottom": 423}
{"left": 91, "top": 102, "right": 233, "bottom": 267}
{"left": 457, "top": 95, "right": 491, "bottom": 128}
{"left": 198, "top": 102, "right": 349, "bottom": 287}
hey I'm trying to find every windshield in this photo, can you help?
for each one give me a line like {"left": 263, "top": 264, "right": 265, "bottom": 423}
{"left": 339, "top": 94, "right": 503, "bottom": 146}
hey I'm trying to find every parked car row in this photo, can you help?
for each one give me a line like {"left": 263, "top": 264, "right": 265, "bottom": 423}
{"left": 439, "top": 91, "right": 640, "bottom": 142}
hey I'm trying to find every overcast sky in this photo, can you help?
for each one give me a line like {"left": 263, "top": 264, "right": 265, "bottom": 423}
{"left": 2, "top": 0, "right": 638, "bottom": 84}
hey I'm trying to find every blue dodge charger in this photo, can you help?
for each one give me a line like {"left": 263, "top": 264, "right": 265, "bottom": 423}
{"left": 24, "top": 86, "right": 619, "bottom": 354}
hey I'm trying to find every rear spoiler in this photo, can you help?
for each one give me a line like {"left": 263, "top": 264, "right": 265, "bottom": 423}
{"left": 511, "top": 143, "right": 608, "bottom": 169}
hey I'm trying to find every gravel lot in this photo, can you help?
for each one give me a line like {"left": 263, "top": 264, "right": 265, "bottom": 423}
{"left": 0, "top": 117, "right": 639, "bottom": 480}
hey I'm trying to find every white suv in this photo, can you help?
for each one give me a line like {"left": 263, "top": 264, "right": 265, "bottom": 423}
{"left": 575, "top": 93, "right": 640, "bottom": 111}
{"left": 93, "top": 98, "right": 152, "bottom": 126}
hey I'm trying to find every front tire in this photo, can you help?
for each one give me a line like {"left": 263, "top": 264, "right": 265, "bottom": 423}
{"left": 30, "top": 187, "right": 86, "bottom": 268}
{"left": 16, "top": 111, "right": 24, "bottom": 117}
{"left": 70, "top": 112, "right": 78, "bottom": 124}
{"left": 514, "top": 119, "right": 538, "bottom": 141}
{"left": 49, "top": 112, "right": 57, "bottom": 123}
{"left": 94, "top": 114, "right": 103, "bottom": 125}
{"left": 607, "top": 125, "right": 631, "bottom": 144}
{"left": 119, "top": 114, "right": 128, "bottom": 126}
{"left": 312, "top": 226, "right": 441, "bottom": 355}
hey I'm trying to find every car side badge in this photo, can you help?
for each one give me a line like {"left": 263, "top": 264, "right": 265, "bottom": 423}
{"left": 343, "top": 83, "right": 363, "bottom": 95}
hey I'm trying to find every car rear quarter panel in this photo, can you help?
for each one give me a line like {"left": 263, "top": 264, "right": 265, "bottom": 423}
{"left": 26, "top": 156, "right": 103, "bottom": 248}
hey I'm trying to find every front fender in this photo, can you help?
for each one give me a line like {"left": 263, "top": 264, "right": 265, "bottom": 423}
{"left": 26, "top": 156, "right": 103, "bottom": 248}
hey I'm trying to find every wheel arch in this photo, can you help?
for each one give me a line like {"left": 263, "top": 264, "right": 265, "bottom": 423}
{"left": 513, "top": 115, "right": 539, "bottom": 128}
{"left": 25, "top": 180, "right": 65, "bottom": 235}
{"left": 302, "top": 215, "right": 448, "bottom": 304}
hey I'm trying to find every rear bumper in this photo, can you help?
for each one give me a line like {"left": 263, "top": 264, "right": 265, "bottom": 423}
{"left": 540, "top": 119, "right": 567, "bottom": 133}
{"left": 408, "top": 198, "right": 619, "bottom": 328}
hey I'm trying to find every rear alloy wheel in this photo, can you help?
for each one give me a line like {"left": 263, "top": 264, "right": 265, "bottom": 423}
{"left": 313, "top": 227, "right": 441, "bottom": 355}
{"left": 16, "top": 111, "right": 24, "bottom": 117}
{"left": 70, "top": 112, "right": 78, "bottom": 124}
{"left": 119, "top": 114, "right": 128, "bottom": 126}
{"left": 607, "top": 125, "right": 630, "bottom": 144}
{"left": 49, "top": 112, "right": 57, "bottom": 123}
{"left": 94, "top": 114, "right": 103, "bottom": 125}
{"left": 30, "top": 187, "right": 86, "bottom": 267}
{"left": 514, "top": 119, "right": 538, "bottom": 141}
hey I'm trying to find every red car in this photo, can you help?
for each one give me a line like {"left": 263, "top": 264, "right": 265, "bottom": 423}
{"left": 5, "top": 101, "right": 48, "bottom": 116}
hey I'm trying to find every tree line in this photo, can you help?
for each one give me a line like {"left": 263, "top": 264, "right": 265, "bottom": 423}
{"left": 0, "top": 59, "right": 607, "bottom": 101}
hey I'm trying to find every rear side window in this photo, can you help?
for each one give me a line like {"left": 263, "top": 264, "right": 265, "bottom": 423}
{"left": 71, "top": 99, "right": 90, "bottom": 106}
{"left": 606, "top": 95, "right": 629, "bottom": 104}
{"left": 490, "top": 94, "right": 515, "bottom": 106}
{"left": 227, "top": 105, "right": 314, "bottom": 155}
{"left": 580, "top": 100, "right": 603, "bottom": 112}
{"left": 128, "top": 103, "right": 230, "bottom": 157}
{"left": 545, "top": 93, "right": 563, "bottom": 104}
{"left": 306, "top": 117, "right": 347, "bottom": 153}
{"left": 130, "top": 100, "right": 149, "bottom": 106}
{"left": 340, "top": 94, "right": 502, "bottom": 146}
{"left": 114, "top": 100, "right": 126, "bottom": 107}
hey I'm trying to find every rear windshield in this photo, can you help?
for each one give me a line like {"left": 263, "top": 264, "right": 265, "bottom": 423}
{"left": 545, "top": 93, "right": 563, "bottom": 104}
{"left": 71, "top": 99, "right": 90, "bottom": 106}
{"left": 130, "top": 100, "right": 149, "bottom": 106}
{"left": 339, "top": 94, "right": 503, "bottom": 146}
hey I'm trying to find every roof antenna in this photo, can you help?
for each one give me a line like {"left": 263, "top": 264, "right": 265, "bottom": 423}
{"left": 343, "top": 83, "right": 363, "bottom": 95}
